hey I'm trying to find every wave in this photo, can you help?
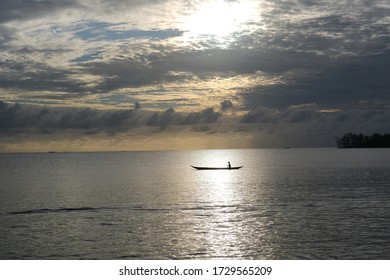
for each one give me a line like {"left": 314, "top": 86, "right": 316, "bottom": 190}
{"left": 2, "top": 205, "right": 179, "bottom": 216}
{"left": 3, "top": 206, "right": 116, "bottom": 216}
{"left": 1, "top": 203, "right": 256, "bottom": 216}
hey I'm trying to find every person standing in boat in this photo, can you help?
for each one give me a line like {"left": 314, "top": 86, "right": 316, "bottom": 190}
{"left": 227, "top": 161, "right": 231, "bottom": 169}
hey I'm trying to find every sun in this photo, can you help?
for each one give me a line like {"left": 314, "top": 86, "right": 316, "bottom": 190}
{"left": 181, "top": 0, "right": 258, "bottom": 39}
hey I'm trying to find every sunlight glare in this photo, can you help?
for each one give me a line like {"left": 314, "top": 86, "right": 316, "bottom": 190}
{"left": 182, "top": 0, "right": 258, "bottom": 39}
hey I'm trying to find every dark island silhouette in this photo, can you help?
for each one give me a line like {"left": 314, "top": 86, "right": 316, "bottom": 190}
{"left": 336, "top": 132, "right": 390, "bottom": 148}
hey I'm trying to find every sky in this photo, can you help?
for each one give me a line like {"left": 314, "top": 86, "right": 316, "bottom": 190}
{"left": 0, "top": 0, "right": 389, "bottom": 152}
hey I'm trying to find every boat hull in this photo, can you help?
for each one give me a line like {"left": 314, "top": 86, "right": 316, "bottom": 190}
{"left": 190, "top": 165, "right": 243, "bottom": 170}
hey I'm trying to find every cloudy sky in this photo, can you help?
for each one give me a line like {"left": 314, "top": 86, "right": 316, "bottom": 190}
{"left": 0, "top": 0, "right": 389, "bottom": 152}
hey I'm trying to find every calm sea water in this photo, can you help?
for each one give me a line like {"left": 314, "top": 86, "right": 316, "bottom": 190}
{"left": 0, "top": 148, "right": 389, "bottom": 259}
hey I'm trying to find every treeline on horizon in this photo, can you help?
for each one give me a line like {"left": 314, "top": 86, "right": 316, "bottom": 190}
{"left": 336, "top": 132, "right": 390, "bottom": 148}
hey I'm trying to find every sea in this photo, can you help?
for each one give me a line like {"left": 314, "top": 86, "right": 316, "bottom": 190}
{"left": 0, "top": 148, "right": 389, "bottom": 260}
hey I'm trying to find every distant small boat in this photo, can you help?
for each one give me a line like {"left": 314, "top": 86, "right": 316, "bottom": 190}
{"left": 190, "top": 165, "right": 243, "bottom": 170}
{"left": 48, "top": 151, "right": 56, "bottom": 153}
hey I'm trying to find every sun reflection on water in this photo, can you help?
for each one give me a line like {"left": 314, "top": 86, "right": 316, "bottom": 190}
{"left": 190, "top": 149, "right": 251, "bottom": 258}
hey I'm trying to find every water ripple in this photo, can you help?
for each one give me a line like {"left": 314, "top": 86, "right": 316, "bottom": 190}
{"left": 2, "top": 206, "right": 117, "bottom": 216}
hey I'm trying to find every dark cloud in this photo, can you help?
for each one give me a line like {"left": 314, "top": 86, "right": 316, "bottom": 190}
{"left": 0, "top": 101, "right": 220, "bottom": 135}
{"left": 134, "top": 102, "right": 142, "bottom": 110}
{"left": 182, "top": 107, "right": 220, "bottom": 125}
{"left": 153, "top": 48, "right": 305, "bottom": 75}
{"left": 254, "top": 0, "right": 390, "bottom": 56}
{"left": 220, "top": 100, "right": 233, "bottom": 111}
{"left": 242, "top": 51, "right": 390, "bottom": 110}
{"left": 1, "top": 100, "right": 389, "bottom": 149}
{"left": 82, "top": 59, "right": 166, "bottom": 91}
{"left": 0, "top": 0, "right": 172, "bottom": 24}
{"left": 0, "top": 25, "right": 15, "bottom": 47}
{"left": 146, "top": 107, "right": 220, "bottom": 128}
{"left": 241, "top": 107, "right": 279, "bottom": 124}
{"left": 146, "top": 108, "right": 176, "bottom": 127}
{"left": 240, "top": 105, "right": 390, "bottom": 147}
{"left": 77, "top": 47, "right": 328, "bottom": 95}
{"left": 0, "top": 0, "right": 79, "bottom": 23}
{"left": 0, "top": 63, "right": 88, "bottom": 95}
{"left": 0, "top": 101, "right": 142, "bottom": 134}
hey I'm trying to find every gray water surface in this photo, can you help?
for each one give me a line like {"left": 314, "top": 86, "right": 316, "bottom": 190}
{"left": 1, "top": 148, "right": 389, "bottom": 259}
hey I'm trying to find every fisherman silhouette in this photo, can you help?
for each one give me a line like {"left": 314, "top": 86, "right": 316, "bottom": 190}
{"left": 227, "top": 161, "right": 231, "bottom": 169}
